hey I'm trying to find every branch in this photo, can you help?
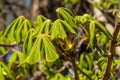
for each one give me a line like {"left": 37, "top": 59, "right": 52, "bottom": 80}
{"left": 0, "top": 47, "right": 12, "bottom": 59}
{"left": 70, "top": 57, "right": 79, "bottom": 80}
{"left": 102, "top": 22, "right": 120, "bottom": 80}
{"left": 0, "top": 42, "right": 17, "bottom": 47}
{"left": 0, "top": 42, "right": 23, "bottom": 47}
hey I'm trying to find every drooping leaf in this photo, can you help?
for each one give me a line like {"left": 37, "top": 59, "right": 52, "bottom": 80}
{"left": 32, "top": 19, "right": 52, "bottom": 37}
{"left": 8, "top": 52, "right": 17, "bottom": 68}
{"left": 95, "top": 21, "right": 112, "bottom": 40}
{"left": 22, "top": 20, "right": 32, "bottom": 40}
{"left": 61, "top": 20, "right": 76, "bottom": 34}
{"left": 17, "top": 51, "right": 23, "bottom": 64}
{"left": 79, "top": 53, "right": 85, "bottom": 69}
{"left": 85, "top": 54, "right": 92, "bottom": 70}
{"left": 23, "top": 29, "right": 34, "bottom": 56}
{"left": 14, "top": 16, "right": 24, "bottom": 43}
{"left": 3, "top": 16, "right": 25, "bottom": 42}
{"left": 16, "top": 23, "right": 23, "bottom": 43}
{"left": 51, "top": 19, "right": 76, "bottom": 39}
{"left": 35, "top": 15, "right": 47, "bottom": 26}
{"left": 97, "top": 32, "right": 108, "bottom": 44}
{"left": 0, "top": 64, "right": 5, "bottom": 80}
{"left": 37, "top": 19, "right": 52, "bottom": 35}
{"left": 25, "top": 36, "right": 41, "bottom": 64}
{"left": 96, "top": 57, "right": 107, "bottom": 66}
{"left": 56, "top": 7, "right": 77, "bottom": 28}
{"left": 0, "top": 62, "right": 14, "bottom": 80}
{"left": 42, "top": 36, "right": 59, "bottom": 62}
{"left": 51, "top": 19, "right": 67, "bottom": 39}
{"left": 3, "top": 16, "right": 23, "bottom": 37}
{"left": 88, "top": 21, "right": 96, "bottom": 48}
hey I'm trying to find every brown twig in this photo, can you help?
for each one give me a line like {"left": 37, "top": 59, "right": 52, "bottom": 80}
{"left": 0, "top": 42, "right": 17, "bottom": 47}
{"left": 102, "top": 22, "right": 120, "bottom": 80}
{"left": 70, "top": 57, "right": 79, "bottom": 80}
{"left": 0, "top": 47, "right": 12, "bottom": 58}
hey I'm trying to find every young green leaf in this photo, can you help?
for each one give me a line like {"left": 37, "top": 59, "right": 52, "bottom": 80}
{"left": 1, "top": 62, "right": 14, "bottom": 80}
{"left": 88, "top": 21, "right": 96, "bottom": 48}
{"left": 14, "top": 16, "right": 24, "bottom": 43}
{"left": 42, "top": 36, "right": 59, "bottom": 62}
{"left": 85, "top": 54, "right": 92, "bottom": 70}
{"left": 56, "top": 7, "right": 77, "bottom": 29}
{"left": 35, "top": 15, "right": 47, "bottom": 26}
{"left": 32, "top": 19, "right": 52, "bottom": 37}
{"left": 38, "top": 19, "right": 52, "bottom": 35}
{"left": 16, "top": 23, "right": 23, "bottom": 43}
{"left": 60, "top": 20, "right": 76, "bottom": 34}
{"left": 51, "top": 19, "right": 76, "bottom": 39}
{"left": 51, "top": 19, "right": 67, "bottom": 39}
{"left": 95, "top": 21, "right": 112, "bottom": 40}
{"left": 22, "top": 20, "right": 32, "bottom": 39}
{"left": 8, "top": 52, "right": 17, "bottom": 68}
{"left": 0, "top": 64, "right": 5, "bottom": 80}
{"left": 25, "top": 36, "right": 41, "bottom": 64}
{"left": 23, "top": 29, "right": 34, "bottom": 56}
{"left": 79, "top": 53, "right": 85, "bottom": 69}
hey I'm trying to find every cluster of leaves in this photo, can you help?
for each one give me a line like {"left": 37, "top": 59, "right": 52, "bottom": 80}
{"left": 93, "top": 0, "right": 118, "bottom": 9}
{"left": 0, "top": 7, "right": 120, "bottom": 80}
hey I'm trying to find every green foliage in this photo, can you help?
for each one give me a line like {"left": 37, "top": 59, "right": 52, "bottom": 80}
{"left": 0, "top": 62, "right": 14, "bottom": 80}
{"left": 93, "top": 0, "right": 118, "bottom": 9}
{"left": 1, "top": 7, "right": 120, "bottom": 80}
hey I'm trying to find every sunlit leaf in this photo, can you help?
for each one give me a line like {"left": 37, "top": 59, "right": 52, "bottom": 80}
{"left": 0, "top": 64, "right": 5, "bottom": 80}
{"left": 79, "top": 53, "right": 85, "bottom": 69}
{"left": 114, "top": 60, "right": 120, "bottom": 65}
{"left": 35, "top": 15, "right": 47, "bottom": 26}
{"left": 42, "top": 36, "right": 59, "bottom": 62}
{"left": 51, "top": 73, "right": 65, "bottom": 80}
{"left": 56, "top": 7, "right": 77, "bottom": 28}
{"left": 88, "top": 21, "right": 96, "bottom": 48}
{"left": 51, "top": 19, "right": 76, "bottom": 39}
{"left": 8, "top": 52, "right": 17, "bottom": 68}
{"left": 0, "top": 62, "right": 14, "bottom": 80}
{"left": 25, "top": 36, "right": 41, "bottom": 64}
{"left": 96, "top": 57, "right": 107, "bottom": 66}
{"left": 95, "top": 21, "right": 112, "bottom": 40}
{"left": 51, "top": 19, "right": 67, "bottom": 39}
{"left": 4, "top": 16, "right": 25, "bottom": 42}
{"left": 23, "top": 29, "right": 34, "bottom": 56}
{"left": 85, "top": 54, "right": 92, "bottom": 70}
{"left": 22, "top": 20, "right": 32, "bottom": 39}
{"left": 32, "top": 19, "right": 52, "bottom": 37}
